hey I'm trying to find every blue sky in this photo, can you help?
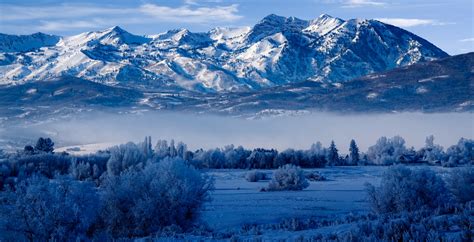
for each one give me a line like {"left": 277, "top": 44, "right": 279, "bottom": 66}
{"left": 0, "top": 0, "right": 472, "bottom": 54}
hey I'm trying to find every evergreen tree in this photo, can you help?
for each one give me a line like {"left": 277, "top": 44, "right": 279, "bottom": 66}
{"left": 34, "top": 137, "right": 54, "bottom": 153}
{"left": 349, "top": 139, "right": 360, "bottom": 165}
{"left": 327, "top": 141, "right": 339, "bottom": 166}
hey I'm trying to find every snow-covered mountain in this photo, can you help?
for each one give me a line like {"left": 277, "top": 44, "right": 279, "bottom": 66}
{"left": 0, "top": 14, "right": 448, "bottom": 92}
{"left": 0, "top": 53, "right": 471, "bottom": 123}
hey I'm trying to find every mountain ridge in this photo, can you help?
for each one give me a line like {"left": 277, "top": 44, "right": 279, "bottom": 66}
{"left": 0, "top": 14, "right": 448, "bottom": 92}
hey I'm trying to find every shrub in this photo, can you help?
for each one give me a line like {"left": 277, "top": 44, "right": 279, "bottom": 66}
{"left": 0, "top": 176, "right": 99, "bottom": 241}
{"left": 447, "top": 166, "right": 474, "bottom": 203}
{"left": 365, "top": 165, "right": 452, "bottom": 213}
{"left": 245, "top": 170, "right": 266, "bottom": 182}
{"left": 100, "top": 158, "right": 213, "bottom": 238}
{"left": 266, "top": 164, "right": 309, "bottom": 191}
{"left": 304, "top": 171, "right": 326, "bottom": 181}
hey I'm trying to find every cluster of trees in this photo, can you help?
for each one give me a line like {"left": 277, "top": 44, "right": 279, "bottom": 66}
{"left": 0, "top": 135, "right": 472, "bottom": 190}
{"left": 0, "top": 138, "right": 213, "bottom": 240}
{"left": 158, "top": 135, "right": 471, "bottom": 168}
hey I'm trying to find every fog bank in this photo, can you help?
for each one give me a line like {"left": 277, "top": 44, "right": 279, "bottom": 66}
{"left": 20, "top": 111, "right": 472, "bottom": 152}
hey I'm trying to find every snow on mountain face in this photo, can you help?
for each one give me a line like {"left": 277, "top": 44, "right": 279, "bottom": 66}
{"left": 0, "top": 14, "right": 449, "bottom": 91}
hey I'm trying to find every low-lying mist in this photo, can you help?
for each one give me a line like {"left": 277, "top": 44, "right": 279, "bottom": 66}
{"left": 2, "top": 111, "right": 473, "bottom": 152}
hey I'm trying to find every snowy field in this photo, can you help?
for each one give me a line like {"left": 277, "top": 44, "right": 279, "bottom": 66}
{"left": 202, "top": 166, "right": 385, "bottom": 231}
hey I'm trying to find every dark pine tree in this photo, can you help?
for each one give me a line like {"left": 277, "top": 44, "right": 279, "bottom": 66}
{"left": 34, "top": 137, "right": 54, "bottom": 153}
{"left": 349, "top": 139, "right": 360, "bottom": 165}
{"left": 327, "top": 141, "right": 339, "bottom": 166}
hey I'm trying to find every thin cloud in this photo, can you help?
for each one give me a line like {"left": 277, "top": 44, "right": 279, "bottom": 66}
{"left": 342, "top": 0, "right": 386, "bottom": 8}
{"left": 459, "top": 38, "right": 474, "bottom": 42}
{"left": 184, "top": 0, "right": 224, "bottom": 5}
{"left": 375, "top": 18, "right": 451, "bottom": 27}
{"left": 39, "top": 20, "right": 104, "bottom": 31}
{"left": 0, "top": 4, "right": 133, "bottom": 21}
{"left": 0, "top": 2, "right": 242, "bottom": 32}
{"left": 139, "top": 4, "right": 242, "bottom": 23}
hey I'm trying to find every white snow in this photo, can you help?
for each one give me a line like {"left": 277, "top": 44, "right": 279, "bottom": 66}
{"left": 202, "top": 166, "right": 384, "bottom": 231}
{"left": 418, "top": 75, "right": 450, "bottom": 83}
{"left": 416, "top": 86, "right": 429, "bottom": 94}
{"left": 366, "top": 92, "right": 378, "bottom": 99}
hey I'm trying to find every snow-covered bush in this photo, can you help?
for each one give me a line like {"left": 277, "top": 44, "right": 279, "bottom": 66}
{"left": 100, "top": 157, "right": 213, "bottom": 238}
{"left": 367, "top": 136, "right": 407, "bottom": 165}
{"left": 0, "top": 176, "right": 99, "bottom": 241}
{"left": 245, "top": 170, "right": 266, "bottom": 182}
{"left": 366, "top": 166, "right": 452, "bottom": 213}
{"left": 304, "top": 171, "right": 326, "bottom": 181}
{"left": 447, "top": 166, "right": 474, "bottom": 203}
{"left": 444, "top": 138, "right": 474, "bottom": 166}
{"left": 266, "top": 164, "right": 309, "bottom": 191}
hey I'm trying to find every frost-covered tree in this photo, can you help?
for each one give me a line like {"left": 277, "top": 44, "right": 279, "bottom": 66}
{"left": 70, "top": 159, "right": 92, "bottom": 181}
{"left": 349, "top": 139, "right": 360, "bottom": 165}
{"left": 366, "top": 165, "right": 452, "bottom": 213}
{"left": 422, "top": 135, "right": 444, "bottom": 164}
{"left": 100, "top": 158, "right": 213, "bottom": 238}
{"left": 176, "top": 141, "right": 187, "bottom": 159}
{"left": 326, "top": 141, "right": 339, "bottom": 166}
{"left": 169, "top": 139, "right": 177, "bottom": 157}
{"left": 154, "top": 139, "right": 169, "bottom": 159}
{"left": 445, "top": 138, "right": 474, "bottom": 166}
{"left": 447, "top": 166, "right": 474, "bottom": 203}
{"left": 34, "top": 137, "right": 54, "bottom": 153}
{"left": 140, "top": 136, "right": 153, "bottom": 159}
{"left": 246, "top": 148, "right": 277, "bottom": 169}
{"left": 223, "top": 145, "right": 250, "bottom": 169}
{"left": 309, "top": 142, "right": 326, "bottom": 156}
{"left": 106, "top": 142, "right": 147, "bottom": 176}
{"left": 1, "top": 176, "right": 99, "bottom": 241}
{"left": 266, "top": 164, "right": 309, "bottom": 191}
{"left": 16, "top": 153, "right": 71, "bottom": 179}
{"left": 367, "top": 136, "right": 407, "bottom": 165}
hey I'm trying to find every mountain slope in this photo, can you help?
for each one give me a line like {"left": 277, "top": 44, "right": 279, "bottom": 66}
{"left": 0, "top": 53, "right": 470, "bottom": 123}
{"left": 184, "top": 52, "right": 472, "bottom": 115}
{"left": 0, "top": 14, "right": 448, "bottom": 92}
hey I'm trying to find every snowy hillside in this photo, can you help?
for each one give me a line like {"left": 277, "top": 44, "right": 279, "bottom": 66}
{"left": 0, "top": 14, "right": 448, "bottom": 92}
{"left": 0, "top": 53, "right": 471, "bottom": 123}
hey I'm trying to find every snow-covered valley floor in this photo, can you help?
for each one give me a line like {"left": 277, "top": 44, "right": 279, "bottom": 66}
{"left": 202, "top": 167, "right": 385, "bottom": 231}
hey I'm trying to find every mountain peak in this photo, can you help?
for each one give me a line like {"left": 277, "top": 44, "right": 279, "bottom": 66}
{"left": 317, "top": 14, "right": 334, "bottom": 19}
{"left": 261, "top": 14, "right": 286, "bottom": 22}
{"left": 303, "top": 14, "right": 345, "bottom": 37}
{"left": 105, "top": 26, "right": 126, "bottom": 33}
{"left": 247, "top": 14, "right": 308, "bottom": 42}
{"left": 95, "top": 26, "right": 150, "bottom": 46}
